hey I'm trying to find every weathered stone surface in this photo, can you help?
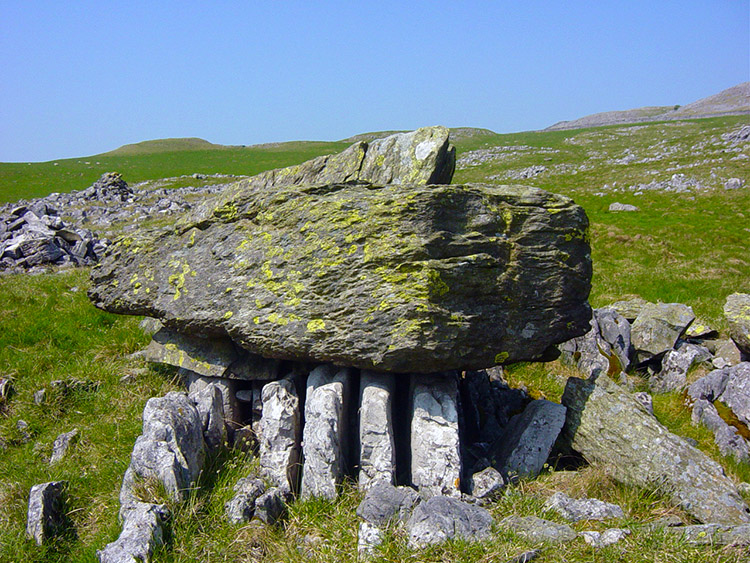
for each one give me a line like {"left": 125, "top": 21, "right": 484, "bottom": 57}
{"left": 633, "top": 391, "right": 654, "bottom": 415}
{"left": 26, "top": 481, "right": 67, "bottom": 545}
{"left": 98, "top": 502, "right": 169, "bottom": 563}
{"left": 558, "top": 316, "right": 612, "bottom": 379}
{"left": 407, "top": 496, "right": 493, "bottom": 548}
{"left": 608, "top": 298, "right": 651, "bottom": 322}
{"left": 89, "top": 180, "right": 592, "bottom": 374}
{"left": 666, "top": 523, "right": 750, "bottom": 545}
{"left": 494, "top": 399, "right": 566, "bottom": 479}
{"left": 358, "top": 371, "right": 396, "bottom": 490}
{"left": 120, "top": 392, "right": 204, "bottom": 507}
{"left": 712, "top": 338, "right": 743, "bottom": 367}
{"left": 188, "top": 383, "right": 227, "bottom": 453}
{"left": 225, "top": 477, "right": 265, "bottom": 524}
{"left": 580, "top": 528, "right": 630, "bottom": 547}
{"left": 185, "top": 371, "right": 241, "bottom": 438}
{"left": 469, "top": 466, "right": 506, "bottom": 500}
{"left": 500, "top": 515, "right": 577, "bottom": 544}
{"left": 253, "top": 487, "right": 290, "bottom": 525}
{"left": 143, "top": 327, "right": 237, "bottom": 378}
{"left": 650, "top": 342, "right": 707, "bottom": 393}
{"left": 630, "top": 303, "right": 695, "bottom": 358}
{"left": 594, "top": 307, "right": 633, "bottom": 372}
{"left": 301, "top": 365, "right": 352, "bottom": 499}
{"left": 684, "top": 318, "right": 717, "bottom": 339}
{"left": 411, "top": 374, "right": 462, "bottom": 497}
{"left": 691, "top": 399, "right": 749, "bottom": 462}
{"left": 50, "top": 428, "right": 78, "bottom": 464}
{"left": 725, "top": 293, "right": 750, "bottom": 357}
{"left": 608, "top": 203, "right": 639, "bottom": 212}
{"left": 561, "top": 375, "right": 750, "bottom": 524}
{"left": 357, "top": 521, "right": 384, "bottom": 555}
{"left": 356, "top": 481, "right": 419, "bottom": 527}
{"left": 503, "top": 550, "right": 542, "bottom": 563}
{"left": 544, "top": 492, "right": 624, "bottom": 522}
{"left": 688, "top": 368, "right": 729, "bottom": 401}
{"left": 718, "top": 362, "right": 750, "bottom": 427}
{"left": 259, "top": 378, "right": 301, "bottom": 491}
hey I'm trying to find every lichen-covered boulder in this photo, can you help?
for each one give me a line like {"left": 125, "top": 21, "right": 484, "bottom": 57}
{"left": 725, "top": 293, "right": 750, "bottom": 357}
{"left": 90, "top": 182, "right": 591, "bottom": 373}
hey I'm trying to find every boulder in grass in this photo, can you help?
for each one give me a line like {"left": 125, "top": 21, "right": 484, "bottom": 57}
{"left": 407, "top": 496, "right": 493, "bottom": 548}
{"left": 724, "top": 293, "right": 750, "bottom": 358}
{"left": 630, "top": 302, "right": 695, "bottom": 359}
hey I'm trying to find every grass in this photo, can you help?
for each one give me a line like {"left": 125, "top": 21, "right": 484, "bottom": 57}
{"left": 0, "top": 117, "right": 748, "bottom": 561}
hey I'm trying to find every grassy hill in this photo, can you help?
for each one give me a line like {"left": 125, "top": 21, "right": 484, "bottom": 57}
{"left": 0, "top": 118, "right": 748, "bottom": 562}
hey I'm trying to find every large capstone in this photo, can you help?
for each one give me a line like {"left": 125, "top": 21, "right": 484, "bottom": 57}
{"left": 89, "top": 181, "right": 591, "bottom": 373}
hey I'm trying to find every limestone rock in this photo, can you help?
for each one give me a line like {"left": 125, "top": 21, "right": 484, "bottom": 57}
{"left": 143, "top": 327, "right": 237, "bottom": 378}
{"left": 468, "top": 466, "right": 506, "bottom": 500}
{"left": 185, "top": 371, "right": 240, "bottom": 439}
{"left": 50, "top": 428, "right": 78, "bottom": 464}
{"left": 691, "top": 399, "right": 749, "bottom": 462}
{"left": 26, "top": 481, "right": 67, "bottom": 545}
{"left": 188, "top": 383, "right": 227, "bottom": 453}
{"left": 630, "top": 303, "right": 695, "bottom": 359}
{"left": 544, "top": 492, "right": 624, "bottom": 521}
{"left": 225, "top": 477, "right": 265, "bottom": 524}
{"left": 688, "top": 368, "right": 729, "bottom": 401}
{"left": 357, "top": 521, "right": 384, "bottom": 555}
{"left": 259, "top": 379, "right": 301, "bottom": 491}
{"left": 594, "top": 307, "right": 633, "bottom": 372}
{"left": 89, "top": 180, "right": 592, "bottom": 374}
{"left": 560, "top": 375, "right": 750, "bottom": 524}
{"left": 724, "top": 293, "right": 750, "bottom": 357}
{"left": 608, "top": 203, "right": 639, "bottom": 212}
{"left": 406, "top": 496, "right": 493, "bottom": 548}
{"left": 98, "top": 502, "right": 169, "bottom": 563}
{"left": 411, "top": 374, "right": 462, "bottom": 497}
{"left": 253, "top": 487, "right": 290, "bottom": 525}
{"left": 494, "top": 399, "right": 566, "bottom": 479}
{"left": 358, "top": 371, "right": 396, "bottom": 490}
{"left": 301, "top": 365, "right": 352, "bottom": 499}
{"left": 650, "top": 342, "right": 707, "bottom": 393}
{"left": 120, "top": 392, "right": 205, "bottom": 507}
{"left": 500, "top": 515, "right": 577, "bottom": 544}
{"left": 356, "top": 481, "right": 419, "bottom": 527}
{"left": 718, "top": 362, "right": 750, "bottom": 427}
{"left": 580, "top": 528, "right": 630, "bottom": 547}
{"left": 667, "top": 523, "right": 750, "bottom": 545}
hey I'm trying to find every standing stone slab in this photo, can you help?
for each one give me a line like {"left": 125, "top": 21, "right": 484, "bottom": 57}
{"left": 186, "top": 371, "right": 241, "bottom": 438}
{"left": 561, "top": 375, "right": 750, "bottom": 525}
{"left": 594, "top": 307, "right": 633, "bottom": 372}
{"left": 718, "top": 362, "right": 750, "bottom": 427}
{"left": 301, "top": 365, "right": 352, "bottom": 499}
{"left": 143, "top": 327, "right": 238, "bottom": 377}
{"left": 359, "top": 371, "right": 397, "bottom": 490}
{"left": 724, "top": 293, "right": 750, "bottom": 357}
{"left": 188, "top": 383, "right": 227, "bottom": 453}
{"left": 630, "top": 303, "right": 695, "bottom": 359}
{"left": 494, "top": 399, "right": 566, "bottom": 479}
{"left": 411, "top": 374, "right": 462, "bottom": 498}
{"left": 26, "top": 481, "right": 67, "bottom": 545}
{"left": 259, "top": 378, "right": 301, "bottom": 492}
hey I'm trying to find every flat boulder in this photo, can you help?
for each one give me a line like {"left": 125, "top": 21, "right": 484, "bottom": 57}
{"left": 90, "top": 180, "right": 591, "bottom": 373}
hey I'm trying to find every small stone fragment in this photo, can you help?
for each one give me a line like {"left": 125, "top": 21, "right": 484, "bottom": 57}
{"left": 608, "top": 203, "right": 639, "bottom": 212}
{"left": 650, "top": 343, "right": 706, "bottom": 393}
{"left": 544, "top": 492, "right": 625, "bottom": 522}
{"left": 33, "top": 388, "right": 46, "bottom": 405}
{"left": 97, "top": 502, "right": 169, "bottom": 563}
{"left": 26, "top": 481, "right": 68, "bottom": 545}
{"left": 356, "top": 481, "right": 419, "bottom": 527}
{"left": 50, "top": 428, "right": 79, "bottom": 464}
{"left": 357, "top": 521, "right": 384, "bottom": 555}
{"left": 500, "top": 515, "right": 577, "bottom": 544}
{"left": 407, "top": 496, "right": 493, "bottom": 548}
{"left": 469, "top": 466, "right": 506, "bottom": 500}
{"left": 580, "top": 528, "right": 630, "bottom": 547}
{"left": 253, "top": 487, "right": 289, "bottom": 525}
{"left": 225, "top": 477, "right": 265, "bottom": 524}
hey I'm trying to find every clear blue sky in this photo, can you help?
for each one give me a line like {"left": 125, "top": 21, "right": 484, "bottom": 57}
{"left": 1, "top": 1, "right": 748, "bottom": 162}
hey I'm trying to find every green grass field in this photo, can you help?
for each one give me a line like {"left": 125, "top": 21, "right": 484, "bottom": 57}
{"left": 0, "top": 119, "right": 748, "bottom": 562}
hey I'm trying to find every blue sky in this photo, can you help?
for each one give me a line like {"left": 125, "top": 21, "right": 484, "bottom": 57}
{"left": 1, "top": 1, "right": 748, "bottom": 162}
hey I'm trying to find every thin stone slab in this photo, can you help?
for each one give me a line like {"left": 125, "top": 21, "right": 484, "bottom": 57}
{"left": 301, "top": 365, "right": 352, "bottom": 499}
{"left": 26, "top": 481, "right": 67, "bottom": 545}
{"left": 50, "top": 428, "right": 78, "bottom": 464}
{"left": 185, "top": 371, "right": 240, "bottom": 439}
{"left": 718, "top": 362, "right": 750, "bottom": 427}
{"left": 561, "top": 375, "right": 750, "bottom": 525}
{"left": 143, "top": 327, "right": 237, "bottom": 377}
{"left": 358, "top": 371, "right": 396, "bottom": 490}
{"left": 411, "top": 374, "right": 462, "bottom": 498}
{"left": 594, "top": 307, "right": 633, "bottom": 372}
{"left": 188, "top": 383, "right": 227, "bottom": 453}
{"left": 259, "top": 378, "right": 301, "bottom": 491}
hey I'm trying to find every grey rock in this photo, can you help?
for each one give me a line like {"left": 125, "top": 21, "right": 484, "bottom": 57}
{"left": 503, "top": 550, "right": 541, "bottom": 563}
{"left": 608, "top": 202, "right": 639, "bottom": 212}
{"left": 185, "top": 371, "right": 240, "bottom": 438}
{"left": 688, "top": 368, "right": 729, "bottom": 401}
{"left": 0, "top": 377, "right": 13, "bottom": 405}
{"left": 411, "top": 374, "right": 462, "bottom": 498}
{"left": 666, "top": 523, "right": 750, "bottom": 545}
{"left": 253, "top": 487, "right": 289, "bottom": 525}
{"left": 33, "top": 388, "right": 46, "bottom": 405}
{"left": 225, "top": 477, "right": 265, "bottom": 524}
{"left": 120, "top": 392, "right": 204, "bottom": 507}
{"left": 691, "top": 399, "right": 749, "bottom": 462}
{"left": 561, "top": 375, "right": 750, "bottom": 524}
{"left": 138, "top": 317, "right": 162, "bottom": 335}
{"left": 738, "top": 482, "right": 750, "bottom": 495}
{"left": 89, "top": 150, "right": 592, "bottom": 374}
{"left": 97, "top": 502, "right": 169, "bottom": 563}
{"left": 143, "top": 327, "right": 238, "bottom": 378}
{"left": 358, "top": 371, "right": 396, "bottom": 490}
{"left": 580, "top": 528, "right": 630, "bottom": 547}
{"left": 407, "top": 496, "right": 493, "bottom": 548}
{"left": 468, "top": 466, "right": 506, "bottom": 500}
{"left": 544, "top": 492, "right": 624, "bottom": 522}
{"left": 50, "top": 428, "right": 79, "bottom": 464}
{"left": 188, "top": 383, "right": 227, "bottom": 453}
{"left": 356, "top": 481, "right": 419, "bottom": 527}
{"left": 259, "top": 378, "right": 301, "bottom": 491}
{"left": 494, "top": 399, "right": 566, "bottom": 479}
{"left": 595, "top": 307, "right": 633, "bottom": 372}
{"left": 608, "top": 298, "right": 652, "bottom": 322}
{"left": 713, "top": 338, "right": 743, "bottom": 367}
{"left": 301, "top": 365, "right": 352, "bottom": 499}
{"left": 357, "top": 521, "right": 384, "bottom": 555}
{"left": 718, "top": 362, "right": 750, "bottom": 426}
{"left": 633, "top": 391, "right": 654, "bottom": 415}
{"left": 558, "top": 316, "right": 612, "bottom": 378}
{"left": 684, "top": 318, "right": 717, "bottom": 339}
{"left": 26, "top": 481, "right": 67, "bottom": 545}
{"left": 500, "top": 515, "right": 577, "bottom": 544}
{"left": 651, "top": 342, "right": 706, "bottom": 393}
{"left": 631, "top": 302, "right": 695, "bottom": 359}
{"left": 725, "top": 178, "right": 744, "bottom": 190}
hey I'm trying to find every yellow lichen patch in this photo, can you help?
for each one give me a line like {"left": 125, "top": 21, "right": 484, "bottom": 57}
{"left": 494, "top": 352, "right": 509, "bottom": 364}
{"left": 222, "top": 311, "right": 233, "bottom": 320}
{"left": 307, "top": 319, "right": 326, "bottom": 332}
{"left": 168, "top": 263, "right": 195, "bottom": 301}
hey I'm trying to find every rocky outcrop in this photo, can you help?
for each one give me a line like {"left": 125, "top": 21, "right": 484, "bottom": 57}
{"left": 561, "top": 374, "right": 750, "bottom": 525}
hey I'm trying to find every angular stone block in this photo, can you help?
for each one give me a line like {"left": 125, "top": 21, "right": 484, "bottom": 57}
{"left": 358, "top": 371, "right": 396, "bottom": 490}
{"left": 259, "top": 378, "right": 301, "bottom": 491}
